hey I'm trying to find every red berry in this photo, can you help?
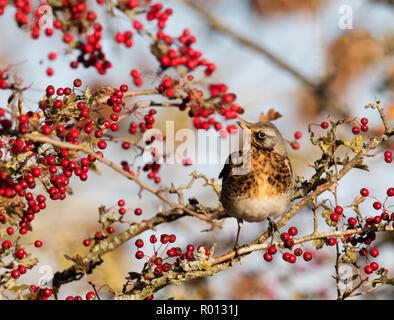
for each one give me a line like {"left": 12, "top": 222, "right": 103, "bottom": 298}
{"left": 282, "top": 252, "right": 291, "bottom": 262}
{"left": 106, "top": 226, "right": 115, "bottom": 234}
{"left": 288, "top": 254, "right": 296, "bottom": 263}
{"left": 280, "top": 233, "right": 290, "bottom": 241}
{"left": 43, "top": 288, "right": 52, "bottom": 297}
{"left": 370, "top": 248, "right": 379, "bottom": 257}
{"left": 268, "top": 246, "right": 277, "bottom": 255}
{"left": 86, "top": 292, "right": 96, "bottom": 300}
{"left": 334, "top": 206, "right": 343, "bottom": 215}
{"left": 284, "top": 238, "right": 295, "bottom": 249}
{"left": 359, "top": 248, "right": 368, "bottom": 256}
{"left": 364, "top": 265, "right": 373, "bottom": 274}
{"left": 34, "top": 240, "right": 43, "bottom": 248}
{"left": 370, "top": 262, "right": 379, "bottom": 271}
{"left": 11, "top": 270, "right": 20, "bottom": 279}
{"left": 135, "top": 239, "right": 144, "bottom": 248}
{"left": 73, "top": 79, "right": 82, "bottom": 87}
{"left": 83, "top": 239, "right": 91, "bottom": 246}
{"left": 135, "top": 250, "right": 144, "bottom": 259}
{"left": 292, "top": 141, "right": 300, "bottom": 150}
{"left": 352, "top": 126, "right": 360, "bottom": 134}
{"left": 294, "top": 248, "right": 303, "bottom": 256}
{"left": 263, "top": 252, "right": 272, "bottom": 262}
{"left": 294, "top": 131, "right": 302, "bottom": 139}
{"left": 361, "top": 117, "right": 368, "bottom": 125}
{"left": 150, "top": 235, "right": 157, "bottom": 243}
{"left": 348, "top": 217, "right": 357, "bottom": 226}
{"left": 360, "top": 188, "right": 369, "bottom": 197}
{"left": 134, "top": 208, "right": 142, "bottom": 215}
{"left": 327, "top": 238, "right": 336, "bottom": 246}
{"left": 303, "top": 252, "right": 312, "bottom": 261}
{"left": 330, "top": 213, "right": 339, "bottom": 222}
{"left": 387, "top": 188, "right": 394, "bottom": 197}
{"left": 321, "top": 121, "right": 328, "bottom": 129}
{"left": 373, "top": 202, "right": 382, "bottom": 210}
{"left": 288, "top": 227, "right": 298, "bottom": 236}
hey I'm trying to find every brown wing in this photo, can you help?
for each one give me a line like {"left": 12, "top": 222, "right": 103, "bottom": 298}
{"left": 219, "top": 150, "right": 244, "bottom": 180}
{"left": 266, "top": 152, "right": 294, "bottom": 193}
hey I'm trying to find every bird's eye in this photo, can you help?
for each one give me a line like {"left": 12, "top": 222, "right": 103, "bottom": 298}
{"left": 257, "top": 131, "right": 266, "bottom": 139}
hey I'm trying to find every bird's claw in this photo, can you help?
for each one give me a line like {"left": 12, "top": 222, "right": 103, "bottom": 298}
{"left": 267, "top": 217, "right": 279, "bottom": 244}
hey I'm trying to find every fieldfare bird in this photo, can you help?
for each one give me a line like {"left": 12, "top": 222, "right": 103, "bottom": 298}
{"left": 219, "top": 121, "right": 294, "bottom": 250}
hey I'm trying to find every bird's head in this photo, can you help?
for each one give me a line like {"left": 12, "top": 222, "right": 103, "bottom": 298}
{"left": 237, "top": 120, "right": 287, "bottom": 156}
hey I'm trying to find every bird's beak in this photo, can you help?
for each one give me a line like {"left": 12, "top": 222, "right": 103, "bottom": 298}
{"left": 237, "top": 121, "right": 251, "bottom": 131}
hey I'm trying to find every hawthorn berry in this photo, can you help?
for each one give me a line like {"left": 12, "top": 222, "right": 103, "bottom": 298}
{"left": 263, "top": 252, "right": 273, "bottom": 262}
{"left": 360, "top": 188, "right": 369, "bottom": 197}
{"left": 330, "top": 212, "right": 339, "bottom": 222}
{"left": 370, "top": 248, "right": 379, "bottom": 257}
{"left": 268, "top": 246, "right": 277, "bottom": 255}
{"left": 34, "top": 240, "right": 42, "bottom": 248}
{"left": 150, "top": 235, "right": 157, "bottom": 243}
{"left": 370, "top": 262, "right": 379, "bottom": 271}
{"left": 364, "top": 265, "right": 373, "bottom": 274}
{"left": 11, "top": 270, "right": 20, "bottom": 279}
{"left": 86, "top": 292, "right": 96, "bottom": 300}
{"left": 294, "top": 248, "right": 303, "bottom": 256}
{"left": 280, "top": 233, "right": 290, "bottom": 241}
{"left": 348, "top": 217, "right": 357, "bottom": 226}
{"left": 135, "top": 239, "right": 144, "bottom": 248}
{"left": 321, "top": 121, "right": 329, "bottom": 129}
{"left": 373, "top": 202, "right": 382, "bottom": 210}
{"left": 288, "top": 227, "right": 298, "bottom": 236}
{"left": 334, "top": 206, "right": 343, "bottom": 215}
{"left": 327, "top": 238, "right": 336, "bottom": 246}
{"left": 303, "top": 252, "right": 312, "bottom": 261}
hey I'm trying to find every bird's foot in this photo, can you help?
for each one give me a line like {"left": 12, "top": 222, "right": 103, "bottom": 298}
{"left": 267, "top": 217, "right": 279, "bottom": 244}
{"left": 230, "top": 243, "right": 247, "bottom": 266}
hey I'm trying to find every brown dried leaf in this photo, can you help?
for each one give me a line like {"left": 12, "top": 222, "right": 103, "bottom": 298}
{"left": 259, "top": 108, "right": 282, "bottom": 122}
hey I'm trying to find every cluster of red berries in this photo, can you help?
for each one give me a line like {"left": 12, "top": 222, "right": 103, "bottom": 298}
{"left": 121, "top": 161, "right": 136, "bottom": 176}
{"left": 134, "top": 233, "right": 209, "bottom": 278}
{"left": 115, "top": 30, "right": 134, "bottom": 48}
{"left": 0, "top": 0, "right": 8, "bottom": 15}
{"left": 71, "top": 22, "right": 112, "bottom": 75}
{"left": 130, "top": 69, "right": 143, "bottom": 87}
{"left": 30, "top": 286, "right": 53, "bottom": 300}
{"left": 0, "top": 69, "right": 8, "bottom": 89}
{"left": 384, "top": 150, "right": 392, "bottom": 163}
{"left": 142, "top": 162, "right": 161, "bottom": 184}
{"left": 352, "top": 118, "right": 369, "bottom": 135}
{"left": 146, "top": 2, "right": 172, "bottom": 30}
{"left": 65, "top": 291, "right": 96, "bottom": 300}
{"left": 158, "top": 76, "right": 178, "bottom": 98}
{"left": 291, "top": 131, "right": 302, "bottom": 150}
{"left": 263, "top": 227, "right": 313, "bottom": 263}
{"left": 330, "top": 205, "right": 344, "bottom": 224}
{"left": 159, "top": 28, "right": 215, "bottom": 75}
{"left": 341, "top": 187, "right": 394, "bottom": 275}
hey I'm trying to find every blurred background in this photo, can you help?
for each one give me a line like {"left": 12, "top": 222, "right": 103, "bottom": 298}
{"left": 0, "top": 0, "right": 393, "bottom": 299}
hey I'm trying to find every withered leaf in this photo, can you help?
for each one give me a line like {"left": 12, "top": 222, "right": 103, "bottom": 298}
{"left": 339, "top": 247, "right": 357, "bottom": 265}
{"left": 259, "top": 108, "right": 282, "bottom": 122}
{"left": 312, "top": 238, "right": 325, "bottom": 250}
